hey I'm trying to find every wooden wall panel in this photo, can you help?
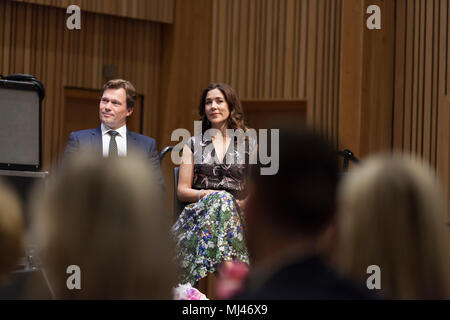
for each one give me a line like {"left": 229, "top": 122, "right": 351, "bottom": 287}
{"left": 394, "top": 0, "right": 446, "bottom": 166}
{"left": 338, "top": 0, "right": 364, "bottom": 157}
{"left": 1, "top": 1, "right": 162, "bottom": 170}
{"left": 12, "top": 0, "right": 174, "bottom": 23}
{"left": 210, "top": 0, "right": 342, "bottom": 146}
{"left": 359, "top": 0, "right": 395, "bottom": 156}
{"left": 393, "top": 0, "right": 450, "bottom": 219}
{"left": 337, "top": 0, "right": 395, "bottom": 160}
{"left": 157, "top": 0, "right": 214, "bottom": 218}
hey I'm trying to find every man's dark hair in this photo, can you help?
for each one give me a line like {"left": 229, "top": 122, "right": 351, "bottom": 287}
{"left": 250, "top": 124, "right": 339, "bottom": 236}
{"left": 101, "top": 79, "right": 137, "bottom": 109}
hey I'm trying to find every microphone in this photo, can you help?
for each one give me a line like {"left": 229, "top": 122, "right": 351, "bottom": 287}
{"left": 337, "top": 149, "right": 360, "bottom": 171}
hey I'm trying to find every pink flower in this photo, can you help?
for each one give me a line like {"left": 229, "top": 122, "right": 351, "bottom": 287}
{"left": 173, "top": 284, "right": 208, "bottom": 300}
{"left": 186, "top": 288, "right": 206, "bottom": 300}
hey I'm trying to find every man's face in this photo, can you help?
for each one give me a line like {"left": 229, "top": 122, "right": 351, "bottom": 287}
{"left": 99, "top": 88, "right": 133, "bottom": 130}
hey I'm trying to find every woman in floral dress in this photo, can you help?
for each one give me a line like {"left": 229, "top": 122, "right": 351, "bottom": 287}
{"left": 173, "top": 83, "right": 256, "bottom": 285}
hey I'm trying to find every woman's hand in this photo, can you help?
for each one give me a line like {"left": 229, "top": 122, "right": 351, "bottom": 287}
{"left": 199, "top": 189, "right": 217, "bottom": 199}
{"left": 237, "top": 199, "right": 247, "bottom": 211}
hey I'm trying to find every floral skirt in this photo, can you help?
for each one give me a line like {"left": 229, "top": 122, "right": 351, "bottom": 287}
{"left": 172, "top": 191, "right": 249, "bottom": 285}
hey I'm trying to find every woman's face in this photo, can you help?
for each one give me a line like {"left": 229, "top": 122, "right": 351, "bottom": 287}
{"left": 205, "top": 88, "right": 230, "bottom": 128}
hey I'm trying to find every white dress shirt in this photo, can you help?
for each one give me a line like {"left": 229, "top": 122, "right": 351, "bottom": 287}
{"left": 101, "top": 123, "right": 127, "bottom": 157}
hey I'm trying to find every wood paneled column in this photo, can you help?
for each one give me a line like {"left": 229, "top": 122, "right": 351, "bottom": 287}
{"left": 338, "top": 0, "right": 395, "bottom": 159}
{"left": 157, "top": 0, "right": 214, "bottom": 214}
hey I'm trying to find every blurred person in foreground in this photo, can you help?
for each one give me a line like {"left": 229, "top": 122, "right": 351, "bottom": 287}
{"left": 232, "top": 125, "right": 374, "bottom": 299}
{"left": 336, "top": 154, "right": 450, "bottom": 299}
{"left": 32, "top": 151, "right": 176, "bottom": 299}
{"left": 0, "top": 180, "right": 23, "bottom": 285}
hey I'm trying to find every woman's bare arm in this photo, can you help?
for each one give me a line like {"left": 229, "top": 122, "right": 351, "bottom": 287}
{"left": 177, "top": 144, "right": 216, "bottom": 202}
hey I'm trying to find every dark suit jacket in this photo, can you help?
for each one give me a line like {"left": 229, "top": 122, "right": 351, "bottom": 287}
{"left": 63, "top": 126, "right": 165, "bottom": 187}
{"left": 232, "top": 255, "right": 377, "bottom": 300}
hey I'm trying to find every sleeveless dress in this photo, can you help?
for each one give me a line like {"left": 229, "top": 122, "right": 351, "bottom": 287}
{"left": 172, "top": 134, "right": 256, "bottom": 285}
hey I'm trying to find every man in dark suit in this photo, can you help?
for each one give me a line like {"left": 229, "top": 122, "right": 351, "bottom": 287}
{"left": 63, "top": 79, "right": 164, "bottom": 187}
{"left": 232, "top": 125, "right": 375, "bottom": 300}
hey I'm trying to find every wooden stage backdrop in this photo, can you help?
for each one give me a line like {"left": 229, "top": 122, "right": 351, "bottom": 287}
{"left": 1, "top": 0, "right": 167, "bottom": 170}
{"left": 393, "top": 0, "right": 450, "bottom": 220}
{"left": 0, "top": 0, "right": 449, "bottom": 220}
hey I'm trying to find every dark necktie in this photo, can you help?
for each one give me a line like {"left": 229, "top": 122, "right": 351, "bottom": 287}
{"left": 108, "top": 130, "right": 119, "bottom": 157}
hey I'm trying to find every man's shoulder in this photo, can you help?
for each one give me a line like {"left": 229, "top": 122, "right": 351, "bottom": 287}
{"left": 70, "top": 128, "right": 99, "bottom": 138}
{"left": 127, "top": 130, "right": 156, "bottom": 144}
{"left": 232, "top": 256, "right": 377, "bottom": 300}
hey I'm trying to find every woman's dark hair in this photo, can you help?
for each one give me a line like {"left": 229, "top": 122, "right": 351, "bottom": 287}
{"left": 198, "top": 83, "right": 247, "bottom": 133}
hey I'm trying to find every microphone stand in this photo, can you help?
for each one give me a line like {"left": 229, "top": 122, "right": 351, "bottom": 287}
{"left": 337, "top": 149, "right": 359, "bottom": 172}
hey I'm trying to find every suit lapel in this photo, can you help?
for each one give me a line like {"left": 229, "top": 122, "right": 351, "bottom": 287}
{"left": 127, "top": 130, "right": 140, "bottom": 154}
{"left": 90, "top": 126, "right": 103, "bottom": 155}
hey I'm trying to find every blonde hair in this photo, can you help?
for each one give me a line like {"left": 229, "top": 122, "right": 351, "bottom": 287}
{"left": 33, "top": 152, "right": 176, "bottom": 299}
{"left": 337, "top": 154, "right": 450, "bottom": 299}
{"left": 0, "top": 180, "right": 23, "bottom": 283}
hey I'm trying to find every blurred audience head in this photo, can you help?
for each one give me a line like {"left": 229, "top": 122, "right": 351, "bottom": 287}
{"left": 337, "top": 154, "right": 450, "bottom": 299}
{"left": 33, "top": 152, "right": 176, "bottom": 299}
{"left": 0, "top": 180, "right": 24, "bottom": 283}
{"left": 245, "top": 124, "right": 339, "bottom": 262}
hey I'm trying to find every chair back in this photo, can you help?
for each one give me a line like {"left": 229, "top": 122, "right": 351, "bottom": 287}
{"left": 173, "top": 167, "right": 189, "bottom": 216}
